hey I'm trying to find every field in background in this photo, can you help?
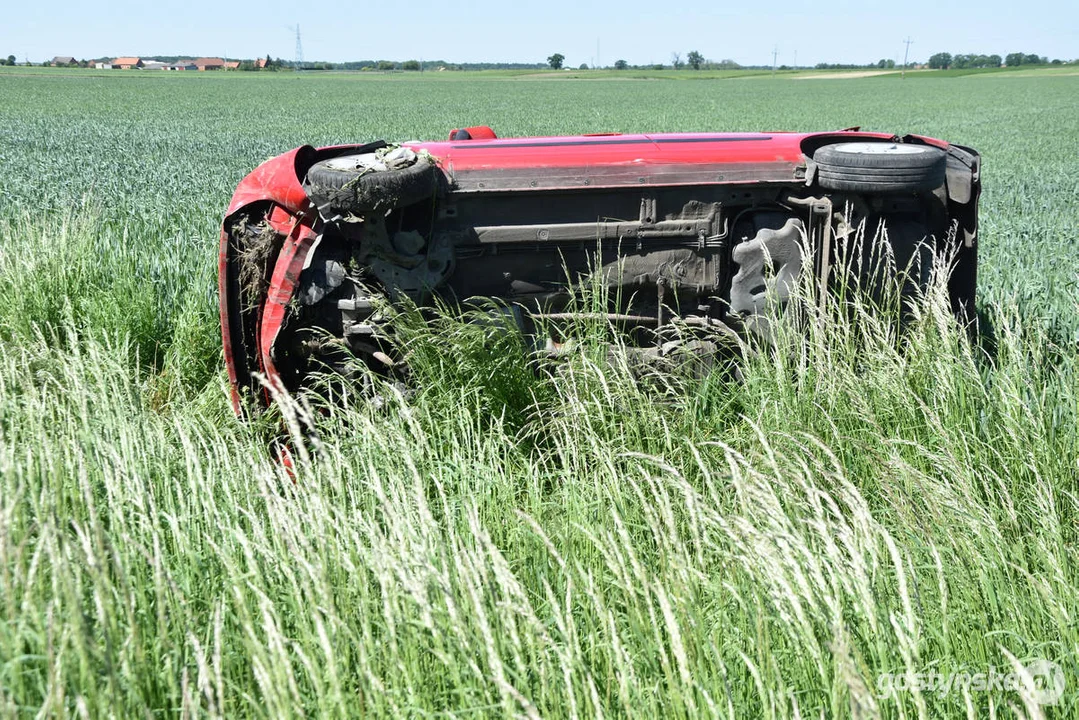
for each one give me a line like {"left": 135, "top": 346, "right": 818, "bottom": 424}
{"left": 0, "top": 68, "right": 1076, "bottom": 717}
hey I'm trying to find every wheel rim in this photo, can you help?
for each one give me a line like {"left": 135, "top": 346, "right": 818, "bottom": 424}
{"left": 831, "top": 142, "right": 930, "bottom": 155}
{"left": 322, "top": 153, "right": 385, "bottom": 172}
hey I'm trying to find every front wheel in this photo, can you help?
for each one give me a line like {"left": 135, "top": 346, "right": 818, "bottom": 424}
{"left": 813, "top": 142, "right": 947, "bottom": 193}
{"left": 303, "top": 147, "right": 439, "bottom": 216}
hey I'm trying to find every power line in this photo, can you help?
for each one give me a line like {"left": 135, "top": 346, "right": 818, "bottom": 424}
{"left": 902, "top": 36, "right": 913, "bottom": 79}
{"left": 295, "top": 25, "right": 304, "bottom": 70}
{"left": 772, "top": 46, "right": 778, "bottom": 76}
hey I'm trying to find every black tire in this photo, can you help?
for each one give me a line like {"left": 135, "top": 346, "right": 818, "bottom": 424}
{"left": 814, "top": 142, "right": 946, "bottom": 193}
{"left": 304, "top": 152, "right": 438, "bottom": 216}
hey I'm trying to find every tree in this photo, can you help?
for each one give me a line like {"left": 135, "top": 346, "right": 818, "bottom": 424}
{"left": 547, "top": 53, "right": 564, "bottom": 70}
{"left": 877, "top": 58, "right": 895, "bottom": 69}
{"left": 614, "top": 59, "right": 628, "bottom": 70}
{"left": 578, "top": 63, "right": 589, "bottom": 70}
{"left": 1005, "top": 53, "right": 1024, "bottom": 67}
{"left": 687, "top": 50, "right": 704, "bottom": 70}
{"left": 987, "top": 54, "right": 1002, "bottom": 68}
{"left": 671, "top": 52, "right": 683, "bottom": 69}
{"left": 928, "top": 52, "right": 952, "bottom": 69}
{"left": 402, "top": 60, "right": 421, "bottom": 71}
{"left": 376, "top": 60, "right": 396, "bottom": 71}
{"left": 5, "top": 55, "right": 14, "bottom": 67}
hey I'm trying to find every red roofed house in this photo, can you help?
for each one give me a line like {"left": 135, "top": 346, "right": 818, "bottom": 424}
{"left": 256, "top": 57, "right": 268, "bottom": 69}
{"left": 113, "top": 57, "right": 143, "bottom": 69}
{"left": 194, "top": 57, "right": 225, "bottom": 71}
{"left": 225, "top": 61, "right": 240, "bottom": 69}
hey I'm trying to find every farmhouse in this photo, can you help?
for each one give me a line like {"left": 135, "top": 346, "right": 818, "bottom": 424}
{"left": 142, "top": 60, "right": 168, "bottom": 70}
{"left": 51, "top": 56, "right": 76, "bottom": 66}
{"left": 256, "top": 57, "right": 268, "bottom": 69}
{"left": 226, "top": 61, "right": 240, "bottom": 69}
{"left": 168, "top": 62, "right": 197, "bottom": 71}
{"left": 113, "top": 57, "right": 143, "bottom": 69}
{"left": 194, "top": 57, "right": 225, "bottom": 71}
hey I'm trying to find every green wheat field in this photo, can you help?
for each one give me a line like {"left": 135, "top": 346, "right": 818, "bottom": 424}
{"left": 0, "top": 67, "right": 1077, "bottom": 718}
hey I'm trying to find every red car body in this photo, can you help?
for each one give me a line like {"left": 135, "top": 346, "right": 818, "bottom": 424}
{"left": 220, "top": 128, "right": 980, "bottom": 415}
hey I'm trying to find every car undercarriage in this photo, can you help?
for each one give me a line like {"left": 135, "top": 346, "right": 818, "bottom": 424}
{"left": 219, "top": 127, "right": 981, "bottom": 415}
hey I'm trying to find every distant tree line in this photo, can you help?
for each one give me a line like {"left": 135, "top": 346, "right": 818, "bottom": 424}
{"left": 928, "top": 53, "right": 1001, "bottom": 69}
{"left": 926, "top": 52, "right": 1066, "bottom": 69}
{"left": 814, "top": 61, "right": 899, "bottom": 70}
{"left": 331, "top": 60, "right": 546, "bottom": 71}
{"left": 609, "top": 52, "right": 741, "bottom": 71}
{"left": 539, "top": 50, "right": 741, "bottom": 72}
{"left": 812, "top": 59, "right": 897, "bottom": 70}
{"left": 813, "top": 53, "right": 1073, "bottom": 71}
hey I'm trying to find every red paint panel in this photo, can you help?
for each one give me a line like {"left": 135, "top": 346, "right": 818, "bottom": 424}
{"left": 219, "top": 203, "right": 308, "bottom": 417}
{"left": 225, "top": 147, "right": 312, "bottom": 219}
{"left": 908, "top": 134, "right": 949, "bottom": 149}
{"left": 407, "top": 133, "right": 811, "bottom": 172}
{"left": 258, "top": 221, "right": 318, "bottom": 398}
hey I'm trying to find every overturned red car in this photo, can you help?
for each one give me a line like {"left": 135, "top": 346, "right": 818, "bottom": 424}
{"left": 219, "top": 126, "right": 981, "bottom": 414}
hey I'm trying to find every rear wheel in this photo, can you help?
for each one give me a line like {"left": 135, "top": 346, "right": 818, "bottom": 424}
{"left": 814, "top": 142, "right": 946, "bottom": 193}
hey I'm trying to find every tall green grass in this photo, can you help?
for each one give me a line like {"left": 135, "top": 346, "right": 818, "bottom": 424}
{"left": 1, "top": 207, "right": 1076, "bottom": 717}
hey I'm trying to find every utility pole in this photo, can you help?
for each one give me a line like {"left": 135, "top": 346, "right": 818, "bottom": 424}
{"left": 772, "top": 46, "right": 778, "bottom": 76}
{"left": 295, "top": 25, "right": 304, "bottom": 70}
{"left": 793, "top": 50, "right": 797, "bottom": 69}
{"left": 902, "top": 37, "right": 913, "bottom": 79}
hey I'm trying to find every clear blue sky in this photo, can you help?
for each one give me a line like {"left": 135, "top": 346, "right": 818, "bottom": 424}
{"left": 2, "top": 0, "right": 1075, "bottom": 66}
